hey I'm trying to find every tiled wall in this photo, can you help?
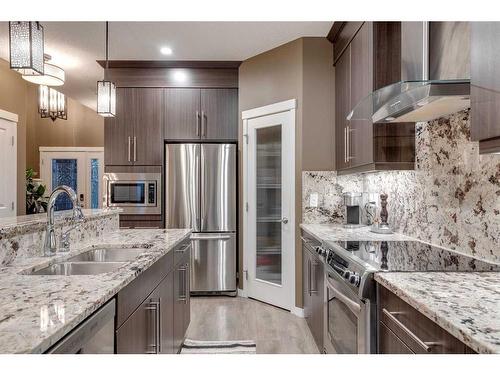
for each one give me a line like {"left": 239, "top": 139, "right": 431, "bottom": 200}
{"left": 303, "top": 110, "right": 500, "bottom": 263}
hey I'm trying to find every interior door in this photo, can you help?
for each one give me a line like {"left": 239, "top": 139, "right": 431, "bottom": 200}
{"left": 0, "top": 118, "right": 17, "bottom": 217}
{"left": 40, "top": 151, "right": 86, "bottom": 211}
{"left": 245, "top": 110, "right": 294, "bottom": 310}
{"left": 200, "top": 144, "right": 236, "bottom": 232}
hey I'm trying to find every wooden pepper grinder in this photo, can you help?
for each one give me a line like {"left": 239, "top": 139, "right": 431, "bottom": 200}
{"left": 370, "top": 192, "right": 393, "bottom": 234}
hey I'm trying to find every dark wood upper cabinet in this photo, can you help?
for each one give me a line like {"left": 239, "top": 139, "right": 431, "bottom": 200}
{"left": 335, "top": 46, "right": 351, "bottom": 171}
{"left": 164, "top": 88, "right": 201, "bottom": 140}
{"left": 201, "top": 88, "right": 238, "bottom": 140}
{"left": 104, "top": 88, "right": 135, "bottom": 166}
{"left": 105, "top": 88, "right": 163, "bottom": 166}
{"left": 332, "top": 22, "right": 415, "bottom": 174}
{"left": 471, "top": 22, "right": 500, "bottom": 154}
{"left": 134, "top": 88, "right": 164, "bottom": 165}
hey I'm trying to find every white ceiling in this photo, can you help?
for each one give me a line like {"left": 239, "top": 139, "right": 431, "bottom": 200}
{"left": 0, "top": 22, "right": 332, "bottom": 110}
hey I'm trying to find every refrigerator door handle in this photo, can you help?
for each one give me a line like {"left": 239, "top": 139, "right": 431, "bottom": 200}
{"left": 191, "top": 234, "right": 232, "bottom": 241}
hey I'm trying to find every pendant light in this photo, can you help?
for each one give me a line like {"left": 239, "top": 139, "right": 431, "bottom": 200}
{"left": 39, "top": 85, "right": 67, "bottom": 121}
{"left": 9, "top": 21, "right": 45, "bottom": 76}
{"left": 23, "top": 54, "right": 65, "bottom": 86}
{"left": 97, "top": 22, "right": 116, "bottom": 117}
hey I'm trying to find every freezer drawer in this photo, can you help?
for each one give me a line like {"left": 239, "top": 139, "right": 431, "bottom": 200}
{"left": 190, "top": 233, "right": 237, "bottom": 292}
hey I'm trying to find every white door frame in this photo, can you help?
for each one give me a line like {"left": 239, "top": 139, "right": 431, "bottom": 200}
{"left": 39, "top": 147, "right": 104, "bottom": 209}
{"left": 242, "top": 99, "right": 296, "bottom": 312}
{"left": 0, "top": 109, "right": 18, "bottom": 217}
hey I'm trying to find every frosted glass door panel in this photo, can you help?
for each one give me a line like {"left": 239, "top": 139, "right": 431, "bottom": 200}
{"left": 255, "top": 125, "right": 282, "bottom": 285}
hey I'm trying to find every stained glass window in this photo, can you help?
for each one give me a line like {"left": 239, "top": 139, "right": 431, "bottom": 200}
{"left": 51, "top": 159, "right": 77, "bottom": 211}
{"left": 90, "top": 158, "right": 99, "bottom": 209}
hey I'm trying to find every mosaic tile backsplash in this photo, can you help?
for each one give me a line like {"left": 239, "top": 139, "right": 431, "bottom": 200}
{"left": 303, "top": 110, "right": 500, "bottom": 263}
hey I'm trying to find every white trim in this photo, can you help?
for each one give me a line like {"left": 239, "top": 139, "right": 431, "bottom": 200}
{"left": 291, "top": 306, "right": 305, "bottom": 318}
{"left": 241, "top": 99, "right": 297, "bottom": 120}
{"left": 237, "top": 288, "right": 247, "bottom": 298}
{"left": 39, "top": 146, "right": 104, "bottom": 152}
{"left": 0, "top": 109, "right": 19, "bottom": 123}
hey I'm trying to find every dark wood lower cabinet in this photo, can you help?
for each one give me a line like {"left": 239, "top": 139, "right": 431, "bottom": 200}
{"left": 116, "top": 238, "right": 191, "bottom": 354}
{"left": 173, "top": 251, "right": 191, "bottom": 353}
{"left": 377, "top": 284, "right": 477, "bottom": 354}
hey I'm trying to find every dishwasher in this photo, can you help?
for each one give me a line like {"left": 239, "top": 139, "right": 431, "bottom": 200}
{"left": 47, "top": 299, "right": 115, "bottom": 354}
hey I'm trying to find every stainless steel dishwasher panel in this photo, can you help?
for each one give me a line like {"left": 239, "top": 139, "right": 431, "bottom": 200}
{"left": 190, "top": 233, "right": 237, "bottom": 293}
{"left": 47, "top": 299, "right": 116, "bottom": 354}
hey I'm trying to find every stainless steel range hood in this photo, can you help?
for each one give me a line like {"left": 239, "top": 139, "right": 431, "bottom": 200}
{"left": 348, "top": 22, "right": 471, "bottom": 124}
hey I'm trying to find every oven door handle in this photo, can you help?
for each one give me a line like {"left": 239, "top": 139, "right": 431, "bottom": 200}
{"left": 326, "top": 276, "right": 361, "bottom": 315}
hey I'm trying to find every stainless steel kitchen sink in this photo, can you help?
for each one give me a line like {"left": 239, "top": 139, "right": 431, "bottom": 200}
{"left": 30, "top": 261, "right": 126, "bottom": 276}
{"left": 67, "top": 247, "right": 146, "bottom": 263}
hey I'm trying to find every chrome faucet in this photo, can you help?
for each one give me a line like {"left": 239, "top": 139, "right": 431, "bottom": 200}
{"left": 43, "top": 185, "right": 84, "bottom": 257}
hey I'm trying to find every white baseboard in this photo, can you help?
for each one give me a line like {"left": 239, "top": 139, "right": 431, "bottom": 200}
{"left": 291, "top": 306, "right": 305, "bottom": 318}
{"left": 237, "top": 288, "right": 247, "bottom": 297}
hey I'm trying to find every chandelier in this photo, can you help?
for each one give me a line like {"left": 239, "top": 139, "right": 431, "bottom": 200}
{"left": 22, "top": 54, "right": 65, "bottom": 86}
{"left": 39, "top": 85, "right": 67, "bottom": 121}
{"left": 9, "top": 22, "right": 45, "bottom": 76}
{"left": 97, "top": 22, "right": 116, "bottom": 117}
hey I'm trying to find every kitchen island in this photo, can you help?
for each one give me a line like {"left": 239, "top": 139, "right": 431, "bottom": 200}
{"left": 0, "top": 209, "right": 191, "bottom": 353}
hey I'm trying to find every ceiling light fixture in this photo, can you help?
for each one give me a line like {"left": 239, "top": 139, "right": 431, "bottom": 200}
{"left": 97, "top": 21, "right": 116, "bottom": 117}
{"left": 39, "top": 85, "right": 67, "bottom": 121}
{"left": 22, "top": 54, "right": 65, "bottom": 86}
{"left": 9, "top": 21, "right": 45, "bottom": 76}
{"left": 160, "top": 46, "right": 173, "bottom": 55}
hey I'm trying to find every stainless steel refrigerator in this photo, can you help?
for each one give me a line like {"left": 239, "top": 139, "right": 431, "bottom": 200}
{"left": 165, "top": 143, "right": 237, "bottom": 294}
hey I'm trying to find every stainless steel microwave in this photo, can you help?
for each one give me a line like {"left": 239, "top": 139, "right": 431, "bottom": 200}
{"left": 104, "top": 173, "right": 161, "bottom": 215}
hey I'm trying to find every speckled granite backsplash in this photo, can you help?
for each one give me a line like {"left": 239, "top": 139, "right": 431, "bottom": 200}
{"left": 303, "top": 110, "right": 500, "bottom": 263}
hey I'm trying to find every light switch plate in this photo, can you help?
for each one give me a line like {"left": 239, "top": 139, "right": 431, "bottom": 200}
{"left": 309, "top": 193, "right": 319, "bottom": 207}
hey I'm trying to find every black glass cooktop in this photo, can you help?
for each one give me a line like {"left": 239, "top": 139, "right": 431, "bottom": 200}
{"left": 328, "top": 240, "right": 500, "bottom": 272}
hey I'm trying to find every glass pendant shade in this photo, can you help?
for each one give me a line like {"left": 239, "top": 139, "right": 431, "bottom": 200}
{"left": 23, "top": 62, "right": 65, "bottom": 86}
{"left": 39, "top": 85, "right": 67, "bottom": 121}
{"left": 97, "top": 80, "right": 116, "bottom": 117}
{"left": 9, "top": 21, "right": 45, "bottom": 76}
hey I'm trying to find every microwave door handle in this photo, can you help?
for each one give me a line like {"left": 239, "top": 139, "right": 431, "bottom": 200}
{"left": 327, "top": 277, "right": 361, "bottom": 315}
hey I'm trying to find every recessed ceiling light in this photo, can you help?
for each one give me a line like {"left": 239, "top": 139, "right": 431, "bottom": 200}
{"left": 173, "top": 70, "right": 188, "bottom": 82}
{"left": 160, "top": 47, "right": 173, "bottom": 55}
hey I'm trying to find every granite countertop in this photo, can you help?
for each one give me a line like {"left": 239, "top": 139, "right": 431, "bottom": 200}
{"left": 300, "top": 223, "right": 412, "bottom": 242}
{"left": 0, "top": 228, "right": 191, "bottom": 354}
{"left": 301, "top": 223, "right": 500, "bottom": 354}
{"left": 0, "top": 208, "right": 122, "bottom": 236}
{"left": 375, "top": 272, "right": 500, "bottom": 354}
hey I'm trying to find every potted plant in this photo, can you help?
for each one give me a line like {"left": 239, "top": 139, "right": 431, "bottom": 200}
{"left": 26, "top": 168, "right": 48, "bottom": 214}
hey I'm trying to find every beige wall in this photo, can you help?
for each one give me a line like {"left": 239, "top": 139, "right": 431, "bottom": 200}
{"left": 25, "top": 85, "right": 104, "bottom": 172}
{"left": 0, "top": 59, "right": 104, "bottom": 215}
{"left": 238, "top": 37, "right": 334, "bottom": 308}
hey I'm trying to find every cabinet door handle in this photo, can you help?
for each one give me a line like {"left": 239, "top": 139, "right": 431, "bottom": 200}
{"left": 310, "top": 261, "right": 318, "bottom": 295}
{"left": 382, "top": 308, "right": 440, "bottom": 352}
{"left": 196, "top": 111, "right": 201, "bottom": 136}
{"left": 128, "top": 136, "right": 131, "bottom": 162}
{"left": 184, "top": 262, "right": 189, "bottom": 304}
{"left": 307, "top": 259, "right": 311, "bottom": 296}
{"left": 175, "top": 244, "right": 190, "bottom": 253}
{"left": 178, "top": 266, "right": 187, "bottom": 301}
{"left": 344, "top": 127, "right": 347, "bottom": 163}
{"left": 145, "top": 299, "right": 160, "bottom": 354}
{"left": 133, "top": 136, "right": 137, "bottom": 162}
{"left": 201, "top": 110, "right": 206, "bottom": 138}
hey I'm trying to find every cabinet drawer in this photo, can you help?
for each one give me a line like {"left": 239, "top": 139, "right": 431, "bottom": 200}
{"left": 173, "top": 239, "right": 191, "bottom": 266}
{"left": 378, "top": 285, "right": 466, "bottom": 354}
{"left": 379, "top": 322, "right": 415, "bottom": 354}
{"left": 116, "top": 251, "right": 174, "bottom": 328}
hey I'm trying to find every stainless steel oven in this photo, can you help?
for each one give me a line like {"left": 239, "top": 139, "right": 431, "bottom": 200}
{"left": 104, "top": 173, "right": 161, "bottom": 215}
{"left": 324, "top": 270, "right": 374, "bottom": 354}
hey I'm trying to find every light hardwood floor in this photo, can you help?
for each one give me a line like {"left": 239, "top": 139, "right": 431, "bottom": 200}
{"left": 186, "top": 296, "right": 320, "bottom": 354}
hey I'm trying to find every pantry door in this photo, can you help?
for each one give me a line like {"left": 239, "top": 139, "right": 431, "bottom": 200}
{"left": 243, "top": 100, "right": 295, "bottom": 311}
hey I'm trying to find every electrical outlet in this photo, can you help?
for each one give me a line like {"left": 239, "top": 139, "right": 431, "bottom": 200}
{"left": 309, "top": 193, "right": 319, "bottom": 207}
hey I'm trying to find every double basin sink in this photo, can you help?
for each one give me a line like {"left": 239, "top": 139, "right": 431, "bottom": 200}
{"left": 30, "top": 247, "right": 146, "bottom": 276}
